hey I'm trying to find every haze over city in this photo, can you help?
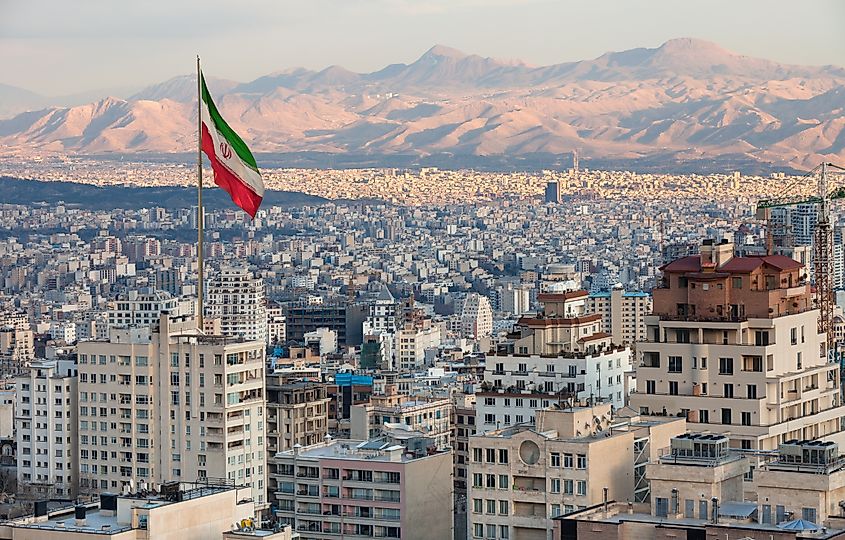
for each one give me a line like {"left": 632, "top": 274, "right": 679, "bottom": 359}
{"left": 2, "top": 2, "right": 845, "bottom": 540}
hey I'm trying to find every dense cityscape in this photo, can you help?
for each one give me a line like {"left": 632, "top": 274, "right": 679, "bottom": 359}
{"left": 0, "top": 154, "right": 844, "bottom": 540}
{"left": 2, "top": 1, "right": 845, "bottom": 539}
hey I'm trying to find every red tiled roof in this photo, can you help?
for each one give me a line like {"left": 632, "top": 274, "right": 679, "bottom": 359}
{"left": 719, "top": 257, "right": 764, "bottom": 273}
{"left": 663, "top": 254, "right": 802, "bottom": 274}
{"left": 660, "top": 256, "right": 701, "bottom": 272}
{"left": 537, "top": 290, "right": 589, "bottom": 301}
{"left": 577, "top": 332, "right": 612, "bottom": 343}
{"left": 761, "top": 255, "right": 803, "bottom": 271}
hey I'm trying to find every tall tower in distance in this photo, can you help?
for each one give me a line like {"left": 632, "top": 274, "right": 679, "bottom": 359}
{"left": 206, "top": 266, "right": 268, "bottom": 344}
{"left": 572, "top": 149, "right": 579, "bottom": 183}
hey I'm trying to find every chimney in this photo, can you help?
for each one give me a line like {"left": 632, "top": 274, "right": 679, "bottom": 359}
{"left": 700, "top": 239, "right": 734, "bottom": 269}
{"left": 75, "top": 505, "right": 87, "bottom": 526}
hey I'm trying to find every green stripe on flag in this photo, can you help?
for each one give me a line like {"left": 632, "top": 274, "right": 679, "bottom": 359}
{"left": 200, "top": 73, "right": 259, "bottom": 172}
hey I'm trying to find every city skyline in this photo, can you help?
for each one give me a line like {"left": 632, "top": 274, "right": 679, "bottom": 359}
{"left": 2, "top": 0, "right": 845, "bottom": 95}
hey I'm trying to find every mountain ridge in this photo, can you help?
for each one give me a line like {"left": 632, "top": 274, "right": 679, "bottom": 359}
{"left": 2, "top": 38, "right": 844, "bottom": 170}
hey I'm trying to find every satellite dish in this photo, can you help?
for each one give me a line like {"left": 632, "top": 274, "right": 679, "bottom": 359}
{"left": 519, "top": 440, "right": 541, "bottom": 465}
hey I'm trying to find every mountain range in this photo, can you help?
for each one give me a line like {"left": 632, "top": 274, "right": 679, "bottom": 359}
{"left": 2, "top": 38, "right": 844, "bottom": 171}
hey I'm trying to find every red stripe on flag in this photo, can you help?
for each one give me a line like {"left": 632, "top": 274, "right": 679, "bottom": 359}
{"left": 201, "top": 124, "right": 263, "bottom": 218}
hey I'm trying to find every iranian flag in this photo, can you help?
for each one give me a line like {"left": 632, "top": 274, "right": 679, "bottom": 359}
{"left": 200, "top": 72, "right": 264, "bottom": 217}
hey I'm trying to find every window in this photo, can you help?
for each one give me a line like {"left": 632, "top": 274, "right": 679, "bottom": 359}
{"left": 699, "top": 409, "right": 709, "bottom": 423}
{"left": 499, "top": 500, "right": 509, "bottom": 515}
{"left": 732, "top": 277, "right": 742, "bottom": 289}
{"left": 563, "top": 453, "right": 573, "bottom": 468}
{"left": 721, "top": 408, "right": 732, "bottom": 425}
{"left": 797, "top": 352, "right": 802, "bottom": 370}
{"left": 646, "top": 380, "right": 656, "bottom": 394}
{"left": 473, "top": 448, "right": 482, "bottom": 462}
{"left": 500, "top": 525, "right": 509, "bottom": 539}
{"left": 473, "top": 473, "right": 483, "bottom": 488}
{"left": 576, "top": 480, "right": 587, "bottom": 496}
{"left": 747, "top": 385, "right": 757, "bottom": 399}
{"left": 486, "top": 448, "right": 496, "bottom": 463}
{"left": 576, "top": 454, "right": 586, "bottom": 469}
{"left": 486, "top": 524, "right": 497, "bottom": 539}
{"left": 741, "top": 412, "right": 752, "bottom": 426}
{"left": 472, "top": 499, "right": 483, "bottom": 513}
{"left": 791, "top": 327, "right": 798, "bottom": 345}
{"left": 498, "top": 474, "right": 508, "bottom": 489}
{"left": 498, "top": 449, "right": 508, "bottom": 463}
{"left": 486, "top": 474, "right": 496, "bottom": 488}
{"left": 550, "top": 478, "right": 561, "bottom": 493}
{"left": 754, "top": 330, "right": 768, "bottom": 346}
{"left": 564, "top": 479, "right": 573, "bottom": 494}
{"left": 724, "top": 384, "right": 734, "bottom": 398}
{"left": 719, "top": 357, "right": 733, "bottom": 375}
{"left": 486, "top": 499, "right": 496, "bottom": 514}
{"left": 550, "top": 452, "right": 561, "bottom": 467}
{"left": 676, "top": 329, "right": 690, "bottom": 343}
{"left": 669, "top": 381, "right": 679, "bottom": 395}
{"left": 668, "top": 356, "right": 682, "bottom": 373}
{"left": 473, "top": 524, "right": 483, "bottom": 538}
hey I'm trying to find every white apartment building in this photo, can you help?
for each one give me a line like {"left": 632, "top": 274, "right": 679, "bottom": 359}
{"left": 363, "top": 287, "right": 399, "bottom": 335}
{"left": 362, "top": 288, "right": 400, "bottom": 369}
{"left": 479, "top": 291, "right": 633, "bottom": 429}
{"left": 16, "top": 359, "right": 78, "bottom": 498}
{"left": 631, "top": 240, "right": 845, "bottom": 459}
{"left": 207, "top": 267, "right": 268, "bottom": 344}
{"left": 49, "top": 321, "right": 76, "bottom": 344}
{"left": 461, "top": 293, "right": 493, "bottom": 339}
{"left": 395, "top": 320, "right": 443, "bottom": 371}
{"left": 586, "top": 288, "right": 652, "bottom": 345}
{"left": 267, "top": 305, "right": 286, "bottom": 345}
{"left": 76, "top": 314, "right": 267, "bottom": 507}
{"left": 108, "top": 289, "right": 194, "bottom": 330}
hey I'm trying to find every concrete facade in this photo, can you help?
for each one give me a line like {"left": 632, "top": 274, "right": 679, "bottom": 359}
{"left": 273, "top": 439, "right": 453, "bottom": 540}
{"left": 15, "top": 359, "right": 78, "bottom": 498}
{"left": 76, "top": 315, "right": 267, "bottom": 506}
{"left": 631, "top": 240, "right": 845, "bottom": 460}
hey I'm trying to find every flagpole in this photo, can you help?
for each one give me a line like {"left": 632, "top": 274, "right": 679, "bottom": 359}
{"left": 197, "top": 55, "right": 205, "bottom": 331}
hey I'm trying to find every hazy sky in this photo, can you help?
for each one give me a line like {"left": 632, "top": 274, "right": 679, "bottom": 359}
{"left": 2, "top": 0, "right": 844, "bottom": 96}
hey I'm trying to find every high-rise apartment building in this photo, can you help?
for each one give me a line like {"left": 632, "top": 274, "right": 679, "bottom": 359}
{"left": 273, "top": 438, "right": 454, "bottom": 540}
{"left": 207, "top": 267, "right": 268, "bottom": 344}
{"left": 76, "top": 315, "right": 267, "bottom": 506}
{"left": 586, "top": 287, "right": 652, "bottom": 345}
{"left": 15, "top": 359, "right": 78, "bottom": 498}
{"left": 266, "top": 375, "right": 330, "bottom": 511}
{"left": 461, "top": 293, "right": 493, "bottom": 339}
{"left": 108, "top": 289, "right": 193, "bottom": 330}
{"left": 631, "top": 239, "right": 845, "bottom": 458}
{"left": 395, "top": 320, "right": 442, "bottom": 371}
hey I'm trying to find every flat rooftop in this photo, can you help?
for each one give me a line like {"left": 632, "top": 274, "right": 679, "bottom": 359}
{"left": 10, "top": 484, "right": 234, "bottom": 534}
{"left": 277, "top": 439, "right": 437, "bottom": 463}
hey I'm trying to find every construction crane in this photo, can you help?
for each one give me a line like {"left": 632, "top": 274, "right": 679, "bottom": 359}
{"left": 756, "top": 162, "right": 845, "bottom": 350}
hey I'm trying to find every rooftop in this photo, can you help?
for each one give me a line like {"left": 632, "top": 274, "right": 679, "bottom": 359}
{"left": 276, "top": 438, "right": 443, "bottom": 463}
